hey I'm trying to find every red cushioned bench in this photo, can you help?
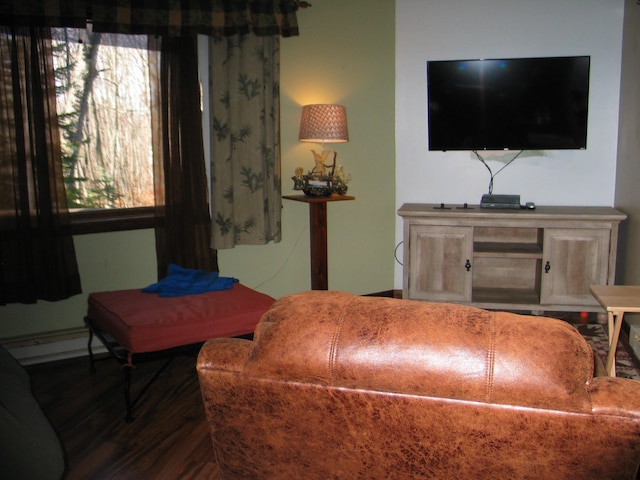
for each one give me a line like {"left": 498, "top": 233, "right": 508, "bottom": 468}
{"left": 85, "top": 283, "right": 274, "bottom": 421}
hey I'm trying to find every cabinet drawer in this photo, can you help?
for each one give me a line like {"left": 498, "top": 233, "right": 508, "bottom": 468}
{"left": 472, "top": 257, "right": 541, "bottom": 291}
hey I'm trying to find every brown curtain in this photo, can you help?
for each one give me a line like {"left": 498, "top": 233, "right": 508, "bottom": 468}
{"left": 148, "top": 35, "right": 218, "bottom": 278}
{"left": 0, "top": 26, "right": 82, "bottom": 305}
{"left": 0, "top": 0, "right": 298, "bottom": 284}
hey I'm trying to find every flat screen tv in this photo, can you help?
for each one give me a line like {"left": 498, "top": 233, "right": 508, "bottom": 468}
{"left": 427, "top": 56, "right": 590, "bottom": 151}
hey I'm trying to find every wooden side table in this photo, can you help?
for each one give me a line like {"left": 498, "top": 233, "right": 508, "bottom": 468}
{"left": 283, "top": 194, "right": 355, "bottom": 290}
{"left": 589, "top": 285, "right": 640, "bottom": 377}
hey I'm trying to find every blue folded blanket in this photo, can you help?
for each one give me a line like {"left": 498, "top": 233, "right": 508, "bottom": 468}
{"left": 142, "top": 264, "right": 238, "bottom": 297}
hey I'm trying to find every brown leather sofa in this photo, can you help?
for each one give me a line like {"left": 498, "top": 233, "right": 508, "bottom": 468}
{"left": 197, "top": 291, "right": 640, "bottom": 479}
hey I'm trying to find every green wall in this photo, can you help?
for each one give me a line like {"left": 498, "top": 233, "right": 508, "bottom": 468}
{"left": 0, "top": 0, "right": 396, "bottom": 340}
{"left": 0, "top": 230, "right": 158, "bottom": 339}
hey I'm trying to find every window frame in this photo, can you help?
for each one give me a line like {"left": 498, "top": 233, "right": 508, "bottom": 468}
{"left": 69, "top": 207, "right": 159, "bottom": 235}
{"left": 51, "top": 28, "right": 159, "bottom": 235}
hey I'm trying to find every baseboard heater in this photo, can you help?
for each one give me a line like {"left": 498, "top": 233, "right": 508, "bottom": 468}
{"left": 2, "top": 328, "right": 106, "bottom": 365}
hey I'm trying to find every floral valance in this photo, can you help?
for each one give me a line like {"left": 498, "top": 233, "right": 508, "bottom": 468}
{"left": 0, "top": 0, "right": 299, "bottom": 37}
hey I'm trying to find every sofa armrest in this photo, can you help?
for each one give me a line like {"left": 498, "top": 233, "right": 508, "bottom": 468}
{"left": 197, "top": 338, "right": 252, "bottom": 374}
{"left": 592, "top": 349, "right": 607, "bottom": 377}
{"left": 590, "top": 376, "right": 640, "bottom": 417}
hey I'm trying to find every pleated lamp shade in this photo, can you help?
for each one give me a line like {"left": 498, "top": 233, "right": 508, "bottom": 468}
{"left": 298, "top": 104, "right": 349, "bottom": 143}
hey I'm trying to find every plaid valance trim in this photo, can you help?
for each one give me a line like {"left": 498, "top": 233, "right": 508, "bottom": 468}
{"left": 92, "top": 0, "right": 299, "bottom": 37}
{"left": 0, "top": 0, "right": 88, "bottom": 28}
{"left": 0, "top": 0, "right": 299, "bottom": 37}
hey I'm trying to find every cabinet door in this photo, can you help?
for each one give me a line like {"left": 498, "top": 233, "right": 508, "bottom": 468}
{"left": 406, "top": 225, "right": 473, "bottom": 302}
{"left": 541, "top": 228, "right": 610, "bottom": 306}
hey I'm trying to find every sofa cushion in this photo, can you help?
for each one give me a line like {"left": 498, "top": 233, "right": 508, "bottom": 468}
{"left": 246, "top": 291, "right": 594, "bottom": 412}
{"left": 88, "top": 283, "right": 275, "bottom": 353}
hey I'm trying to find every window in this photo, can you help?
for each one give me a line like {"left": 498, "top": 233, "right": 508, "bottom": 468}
{"left": 52, "top": 28, "right": 156, "bottom": 233}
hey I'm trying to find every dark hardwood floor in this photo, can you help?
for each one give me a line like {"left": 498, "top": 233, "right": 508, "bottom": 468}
{"left": 27, "top": 351, "right": 220, "bottom": 479}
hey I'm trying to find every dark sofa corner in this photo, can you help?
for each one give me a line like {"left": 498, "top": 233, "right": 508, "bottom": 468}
{"left": 0, "top": 346, "right": 65, "bottom": 480}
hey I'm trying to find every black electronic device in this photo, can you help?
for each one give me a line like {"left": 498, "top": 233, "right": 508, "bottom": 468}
{"left": 480, "top": 194, "right": 521, "bottom": 209}
{"left": 427, "top": 56, "right": 590, "bottom": 151}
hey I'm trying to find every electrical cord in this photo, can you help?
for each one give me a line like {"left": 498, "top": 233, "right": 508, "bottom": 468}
{"left": 394, "top": 241, "right": 403, "bottom": 266}
{"left": 473, "top": 150, "right": 524, "bottom": 194}
{"left": 251, "top": 223, "right": 307, "bottom": 290}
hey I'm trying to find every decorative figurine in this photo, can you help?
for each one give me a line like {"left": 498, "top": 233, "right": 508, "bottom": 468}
{"left": 292, "top": 151, "right": 351, "bottom": 197}
{"left": 292, "top": 167, "right": 305, "bottom": 190}
{"left": 311, "top": 149, "right": 330, "bottom": 176}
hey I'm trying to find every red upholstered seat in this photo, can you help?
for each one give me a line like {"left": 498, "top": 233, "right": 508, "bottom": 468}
{"left": 87, "top": 283, "right": 274, "bottom": 354}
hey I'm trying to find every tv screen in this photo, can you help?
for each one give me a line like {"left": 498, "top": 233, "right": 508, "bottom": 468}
{"left": 427, "top": 56, "right": 590, "bottom": 151}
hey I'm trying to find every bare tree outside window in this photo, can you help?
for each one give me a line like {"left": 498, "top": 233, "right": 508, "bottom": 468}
{"left": 52, "top": 28, "right": 154, "bottom": 210}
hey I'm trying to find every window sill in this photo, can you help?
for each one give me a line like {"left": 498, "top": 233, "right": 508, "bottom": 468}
{"left": 69, "top": 207, "right": 161, "bottom": 235}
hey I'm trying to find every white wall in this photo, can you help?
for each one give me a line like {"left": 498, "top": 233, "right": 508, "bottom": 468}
{"left": 395, "top": 0, "right": 625, "bottom": 289}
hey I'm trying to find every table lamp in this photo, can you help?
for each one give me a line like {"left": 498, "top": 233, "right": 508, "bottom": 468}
{"left": 294, "top": 104, "right": 350, "bottom": 196}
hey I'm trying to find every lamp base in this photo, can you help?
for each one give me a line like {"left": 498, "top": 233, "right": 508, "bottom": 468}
{"left": 291, "top": 169, "right": 349, "bottom": 197}
{"left": 301, "top": 175, "right": 333, "bottom": 197}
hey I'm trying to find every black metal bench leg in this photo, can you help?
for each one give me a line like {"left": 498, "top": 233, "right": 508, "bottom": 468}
{"left": 124, "top": 366, "right": 134, "bottom": 423}
{"left": 87, "top": 320, "right": 96, "bottom": 374}
{"left": 123, "top": 355, "right": 174, "bottom": 423}
{"left": 83, "top": 316, "right": 197, "bottom": 422}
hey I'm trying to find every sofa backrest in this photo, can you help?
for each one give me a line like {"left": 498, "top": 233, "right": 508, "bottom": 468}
{"left": 247, "top": 291, "right": 594, "bottom": 412}
{"left": 198, "top": 291, "right": 640, "bottom": 479}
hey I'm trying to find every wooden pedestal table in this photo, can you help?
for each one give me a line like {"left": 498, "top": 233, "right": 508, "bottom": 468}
{"left": 589, "top": 285, "right": 640, "bottom": 377}
{"left": 282, "top": 194, "right": 355, "bottom": 290}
